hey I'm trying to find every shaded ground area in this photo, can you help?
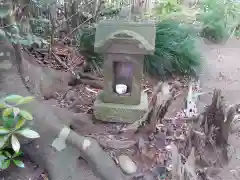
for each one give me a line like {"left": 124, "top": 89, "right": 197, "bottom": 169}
{"left": 199, "top": 38, "right": 240, "bottom": 180}
{"left": 0, "top": 156, "right": 46, "bottom": 180}
{"left": 3, "top": 38, "right": 240, "bottom": 180}
{"left": 1, "top": 49, "right": 188, "bottom": 179}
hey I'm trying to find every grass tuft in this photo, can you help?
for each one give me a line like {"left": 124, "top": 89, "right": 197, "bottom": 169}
{"left": 145, "top": 20, "right": 202, "bottom": 78}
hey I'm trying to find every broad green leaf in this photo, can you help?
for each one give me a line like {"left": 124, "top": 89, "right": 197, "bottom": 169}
{"left": 2, "top": 108, "right": 13, "bottom": 117}
{"left": 3, "top": 151, "right": 11, "bottom": 158}
{"left": 15, "top": 118, "right": 26, "bottom": 130}
{"left": 1, "top": 159, "right": 11, "bottom": 169}
{"left": 17, "top": 129, "right": 40, "bottom": 139}
{"left": 0, "top": 127, "right": 10, "bottom": 135}
{"left": 2, "top": 116, "right": 15, "bottom": 128}
{"left": 19, "top": 110, "right": 33, "bottom": 120}
{"left": 0, "top": 154, "right": 6, "bottom": 161}
{"left": 4, "top": 95, "right": 23, "bottom": 104}
{"left": 12, "top": 151, "right": 23, "bottom": 158}
{"left": 0, "top": 154, "right": 7, "bottom": 170}
{"left": 11, "top": 135, "right": 20, "bottom": 153}
{"left": 0, "top": 135, "right": 9, "bottom": 149}
{"left": 13, "top": 160, "right": 24, "bottom": 168}
{"left": 17, "top": 96, "right": 35, "bottom": 105}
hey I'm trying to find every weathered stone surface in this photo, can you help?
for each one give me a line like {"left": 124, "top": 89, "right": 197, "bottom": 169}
{"left": 93, "top": 91, "right": 148, "bottom": 123}
{"left": 118, "top": 155, "right": 137, "bottom": 175}
{"left": 94, "top": 20, "right": 156, "bottom": 54}
{"left": 93, "top": 19, "right": 155, "bottom": 121}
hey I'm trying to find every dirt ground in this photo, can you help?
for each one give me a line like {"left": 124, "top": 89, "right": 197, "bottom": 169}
{"left": 2, "top": 38, "right": 240, "bottom": 180}
{"left": 199, "top": 38, "right": 240, "bottom": 180}
{"left": 0, "top": 156, "right": 46, "bottom": 180}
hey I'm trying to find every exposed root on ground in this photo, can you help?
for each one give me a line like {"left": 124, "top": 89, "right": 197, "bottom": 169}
{"left": 1, "top": 41, "right": 126, "bottom": 180}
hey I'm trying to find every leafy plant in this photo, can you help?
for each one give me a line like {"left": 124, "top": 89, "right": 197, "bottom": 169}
{"left": 153, "top": 0, "right": 201, "bottom": 24}
{"left": 0, "top": 151, "right": 24, "bottom": 170}
{"left": 0, "top": 95, "right": 40, "bottom": 170}
{"left": 145, "top": 20, "right": 202, "bottom": 77}
{"left": 198, "top": 0, "right": 240, "bottom": 42}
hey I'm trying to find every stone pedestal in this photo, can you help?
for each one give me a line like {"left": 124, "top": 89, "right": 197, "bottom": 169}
{"left": 93, "top": 19, "right": 155, "bottom": 123}
{"left": 93, "top": 91, "right": 148, "bottom": 123}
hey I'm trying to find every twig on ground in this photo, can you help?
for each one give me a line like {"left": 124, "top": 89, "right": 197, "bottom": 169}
{"left": 78, "top": 79, "right": 103, "bottom": 89}
{"left": 52, "top": 52, "right": 70, "bottom": 70}
{"left": 85, "top": 87, "right": 98, "bottom": 94}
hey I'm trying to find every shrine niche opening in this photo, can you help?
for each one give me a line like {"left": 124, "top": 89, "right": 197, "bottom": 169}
{"left": 113, "top": 61, "right": 133, "bottom": 95}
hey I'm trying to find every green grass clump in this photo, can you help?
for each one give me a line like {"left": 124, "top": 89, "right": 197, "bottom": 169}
{"left": 199, "top": 11, "right": 229, "bottom": 43}
{"left": 198, "top": 0, "right": 240, "bottom": 43}
{"left": 145, "top": 20, "right": 202, "bottom": 78}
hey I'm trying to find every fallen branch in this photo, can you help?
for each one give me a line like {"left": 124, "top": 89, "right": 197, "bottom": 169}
{"left": 91, "top": 135, "right": 137, "bottom": 149}
{"left": 52, "top": 52, "right": 73, "bottom": 72}
{"left": 68, "top": 66, "right": 103, "bottom": 88}
{"left": 78, "top": 79, "right": 103, "bottom": 89}
{"left": 77, "top": 70, "right": 102, "bottom": 81}
{"left": 149, "top": 83, "right": 174, "bottom": 133}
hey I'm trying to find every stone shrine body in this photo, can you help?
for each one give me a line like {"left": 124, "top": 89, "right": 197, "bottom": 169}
{"left": 93, "top": 20, "right": 156, "bottom": 123}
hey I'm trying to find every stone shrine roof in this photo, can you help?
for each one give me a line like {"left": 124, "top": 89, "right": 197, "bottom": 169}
{"left": 94, "top": 20, "right": 156, "bottom": 54}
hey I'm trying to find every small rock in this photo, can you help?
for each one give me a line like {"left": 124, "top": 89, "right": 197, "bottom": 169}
{"left": 66, "top": 90, "right": 76, "bottom": 101}
{"left": 118, "top": 155, "right": 137, "bottom": 175}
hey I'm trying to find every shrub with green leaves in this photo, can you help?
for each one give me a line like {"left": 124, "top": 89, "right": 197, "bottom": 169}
{"left": 0, "top": 95, "right": 40, "bottom": 170}
{"left": 153, "top": 0, "right": 200, "bottom": 23}
{"left": 198, "top": 0, "right": 240, "bottom": 43}
{"left": 0, "top": 151, "right": 24, "bottom": 170}
{"left": 145, "top": 20, "right": 202, "bottom": 77}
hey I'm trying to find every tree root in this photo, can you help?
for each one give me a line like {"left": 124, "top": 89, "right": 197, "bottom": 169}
{"left": 0, "top": 42, "right": 125, "bottom": 180}
{"left": 68, "top": 73, "right": 103, "bottom": 89}
{"left": 77, "top": 79, "right": 103, "bottom": 89}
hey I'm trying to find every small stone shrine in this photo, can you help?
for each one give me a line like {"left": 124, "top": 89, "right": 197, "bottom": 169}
{"left": 93, "top": 15, "right": 156, "bottom": 123}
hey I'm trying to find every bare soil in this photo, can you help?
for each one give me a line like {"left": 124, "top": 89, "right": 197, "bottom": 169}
{"left": 199, "top": 38, "right": 240, "bottom": 180}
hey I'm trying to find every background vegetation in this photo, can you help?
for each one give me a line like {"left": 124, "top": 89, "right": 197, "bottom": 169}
{"left": 1, "top": 0, "right": 240, "bottom": 78}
